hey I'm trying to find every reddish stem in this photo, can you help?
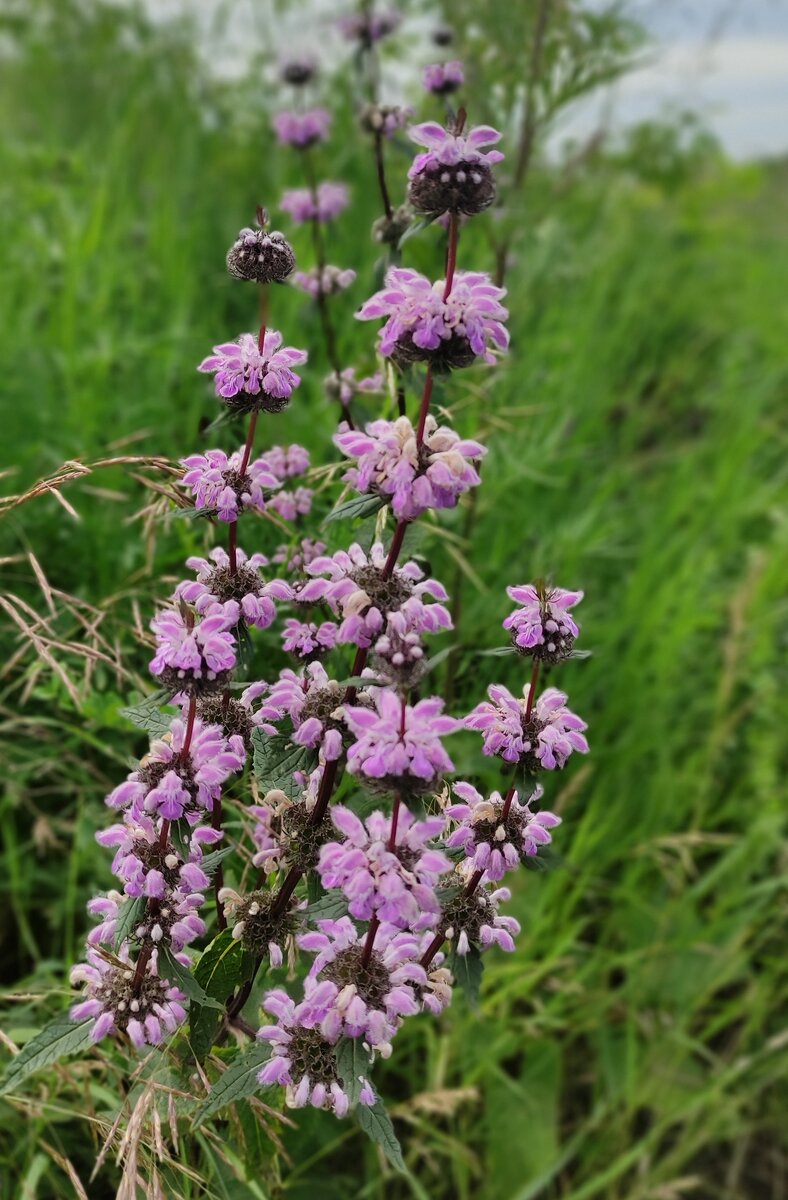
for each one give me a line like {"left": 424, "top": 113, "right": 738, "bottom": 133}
{"left": 443, "top": 211, "right": 459, "bottom": 300}
{"left": 388, "top": 793, "right": 401, "bottom": 852}
{"left": 180, "top": 695, "right": 197, "bottom": 762}
{"left": 524, "top": 660, "right": 540, "bottom": 723}
{"left": 239, "top": 412, "right": 258, "bottom": 476}
{"left": 382, "top": 520, "right": 408, "bottom": 580}
{"left": 228, "top": 519, "right": 238, "bottom": 576}
{"left": 500, "top": 783, "right": 517, "bottom": 823}
{"left": 373, "top": 131, "right": 393, "bottom": 221}
{"left": 414, "top": 366, "right": 434, "bottom": 446}
{"left": 212, "top": 793, "right": 227, "bottom": 931}
{"left": 360, "top": 914, "right": 380, "bottom": 968}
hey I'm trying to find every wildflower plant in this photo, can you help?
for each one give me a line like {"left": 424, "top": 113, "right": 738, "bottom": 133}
{"left": 4, "top": 19, "right": 591, "bottom": 1176}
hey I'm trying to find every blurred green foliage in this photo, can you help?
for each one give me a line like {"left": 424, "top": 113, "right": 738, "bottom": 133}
{"left": 1, "top": 1, "right": 787, "bottom": 1197}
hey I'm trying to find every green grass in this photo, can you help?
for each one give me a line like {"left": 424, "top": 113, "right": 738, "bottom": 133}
{"left": 1, "top": 2, "right": 787, "bottom": 1197}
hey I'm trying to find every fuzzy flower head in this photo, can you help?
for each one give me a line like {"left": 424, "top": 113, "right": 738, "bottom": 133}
{"left": 325, "top": 367, "right": 383, "bottom": 411}
{"left": 258, "top": 988, "right": 375, "bottom": 1116}
{"left": 95, "top": 814, "right": 218, "bottom": 900}
{"left": 177, "top": 547, "right": 291, "bottom": 631}
{"left": 368, "top": 609, "right": 430, "bottom": 689}
{"left": 257, "top": 444, "right": 310, "bottom": 480}
{"left": 226, "top": 225, "right": 295, "bottom": 284}
{"left": 357, "top": 267, "right": 508, "bottom": 369}
{"left": 272, "top": 108, "right": 331, "bottom": 148}
{"left": 219, "top": 887, "right": 301, "bottom": 967}
{"left": 70, "top": 948, "right": 186, "bottom": 1049}
{"left": 294, "top": 265, "right": 357, "bottom": 299}
{"left": 106, "top": 716, "right": 245, "bottom": 825}
{"left": 503, "top": 583, "right": 583, "bottom": 662}
{"left": 150, "top": 599, "right": 239, "bottom": 696}
{"left": 465, "top": 684, "right": 589, "bottom": 771}
{"left": 196, "top": 680, "right": 277, "bottom": 755}
{"left": 262, "top": 661, "right": 350, "bottom": 762}
{"left": 423, "top": 61, "right": 464, "bottom": 94}
{"left": 336, "top": 415, "right": 485, "bottom": 522}
{"left": 408, "top": 121, "right": 503, "bottom": 215}
{"left": 437, "top": 880, "right": 521, "bottom": 957}
{"left": 299, "top": 540, "right": 451, "bottom": 648}
{"left": 446, "top": 782, "right": 560, "bottom": 881}
{"left": 281, "top": 183, "right": 349, "bottom": 225}
{"left": 318, "top": 805, "right": 451, "bottom": 929}
{"left": 280, "top": 55, "right": 318, "bottom": 86}
{"left": 273, "top": 537, "right": 327, "bottom": 575}
{"left": 87, "top": 885, "right": 207, "bottom": 956}
{"left": 337, "top": 9, "right": 401, "bottom": 45}
{"left": 299, "top": 917, "right": 427, "bottom": 1053}
{"left": 282, "top": 617, "right": 339, "bottom": 661}
{"left": 198, "top": 330, "right": 308, "bottom": 415}
{"left": 180, "top": 448, "right": 281, "bottom": 523}
{"left": 344, "top": 690, "right": 460, "bottom": 794}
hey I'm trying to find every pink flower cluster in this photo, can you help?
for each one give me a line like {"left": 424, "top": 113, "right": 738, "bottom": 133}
{"left": 198, "top": 331, "right": 308, "bottom": 407}
{"left": 280, "top": 183, "right": 349, "bottom": 224}
{"left": 181, "top": 449, "right": 281, "bottom": 522}
{"left": 272, "top": 108, "right": 331, "bottom": 147}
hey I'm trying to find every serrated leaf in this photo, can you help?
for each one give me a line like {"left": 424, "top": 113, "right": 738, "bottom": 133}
{"left": 189, "top": 931, "right": 255, "bottom": 1061}
{"left": 324, "top": 493, "right": 387, "bottom": 524}
{"left": 335, "top": 1037, "right": 372, "bottom": 1107}
{"left": 251, "top": 730, "right": 316, "bottom": 801}
{"left": 171, "top": 506, "right": 210, "bottom": 521}
{"left": 200, "top": 846, "right": 235, "bottom": 876}
{"left": 192, "top": 1042, "right": 271, "bottom": 1128}
{"left": 114, "top": 895, "right": 146, "bottom": 952}
{"left": 306, "top": 892, "right": 349, "bottom": 925}
{"left": 119, "top": 692, "right": 174, "bottom": 736}
{"left": 356, "top": 1098, "right": 407, "bottom": 1172}
{"left": 0, "top": 1012, "right": 93, "bottom": 1096}
{"left": 235, "top": 620, "right": 254, "bottom": 676}
{"left": 450, "top": 946, "right": 484, "bottom": 1010}
{"left": 159, "top": 946, "right": 224, "bottom": 1012}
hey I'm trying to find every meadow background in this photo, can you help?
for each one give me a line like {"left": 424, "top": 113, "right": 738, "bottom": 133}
{"left": 1, "top": 0, "right": 787, "bottom": 1196}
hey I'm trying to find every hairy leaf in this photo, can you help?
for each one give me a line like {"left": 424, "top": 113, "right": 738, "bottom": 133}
{"left": 113, "top": 895, "right": 146, "bottom": 952}
{"left": 188, "top": 931, "right": 254, "bottom": 1061}
{"left": 356, "top": 1097, "right": 407, "bottom": 1172}
{"left": 335, "top": 1037, "right": 372, "bottom": 1106}
{"left": 119, "top": 691, "right": 174, "bottom": 736}
{"left": 252, "top": 730, "right": 316, "bottom": 801}
{"left": 0, "top": 1012, "right": 93, "bottom": 1096}
{"left": 192, "top": 1042, "right": 271, "bottom": 1127}
{"left": 200, "top": 845, "right": 235, "bottom": 876}
{"left": 450, "top": 946, "right": 484, "bottom": 1009}
{"left": 159, "top": 946, "right": 224, "bottom": 1012}
{"left": 324, "top": 493, "right": 387, "bottom": 524}
{"left": 305, "top": 892, "right": 349, "bottom": 925}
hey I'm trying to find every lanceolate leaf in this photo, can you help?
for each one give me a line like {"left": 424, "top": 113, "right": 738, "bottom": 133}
{"left": 0, "top": 1012, "right": 93, "bottom": 1096}
{"left": 119, "top": 692, "right": 174, "bottom": 736}
{"left": 199, "top": 845, "right": 235, "bottom": 876}
{"left": 450, "top": 946, "right": 484, "bottom": 1010}
{"left": 192, "top": 1042, "right": 271, "bottom": 1128}
{"left": 188, "top": 931, "right": 254, "bottom": 1062}
{"left": 113, "top": 895, "right": 146, "bottom": 952}
{"left": 335, "top": 1037, "right": 372, "bottom": 1107}
{"left": 159, "top": 946, "right": 224, "bottom": 1012}
{"left": 251, "top": 730, "right": 316, "bottom": 801}
{"left": 356, "top": 1098, "right": 407, "bottom": 1172}
{"left": 324, "top": 493, "right": 387, "bottom": 524}
{"left": 305, "top": 892, "right": 349, "bottom": 925}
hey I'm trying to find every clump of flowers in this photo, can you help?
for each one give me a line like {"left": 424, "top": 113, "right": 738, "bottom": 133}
{"left": 423, "top": 62, "right": 465, "bottom": 95}
{"left": 58, "top": 47, "right": 593, "bottom": 1171}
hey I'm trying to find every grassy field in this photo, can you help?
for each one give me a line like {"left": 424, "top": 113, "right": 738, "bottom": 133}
{"left": 1, "top": 2, "right": 787, "bottom": 1197}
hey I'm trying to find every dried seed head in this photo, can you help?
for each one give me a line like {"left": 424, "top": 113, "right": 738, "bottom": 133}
{"left": 409, "top": 161, "right": 496, "bottom": 217}
{"left": 226, "top": 227, "right": 296, "bottom": 284}
{"left": 372, "top": 204, "right": 413, "bottom": 247}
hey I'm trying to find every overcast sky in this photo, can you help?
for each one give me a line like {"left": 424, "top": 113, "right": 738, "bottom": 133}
{"left": 144, "top": 0, "right": 788, "bottom": 161}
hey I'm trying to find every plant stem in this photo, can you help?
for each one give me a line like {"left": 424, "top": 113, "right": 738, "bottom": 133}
{"left": 414, "top": 366, "right": 434, "bottom": 445}
{"left": 360, "top": 914, "right": 380, "bottom": 967}
{"left": 373, "top": 131, "right": 393, "bottom": 221}
{"left": 500, "top": 783, "right": 517, "bottom": 823}
{"left": 524, "top": 660, "right": 540, "bottom": 722}
{"left": 382, "top": 520, "right": 408, "bottom": 579}
{"left": 212, "top": 793, "right": 227, "bottom": 931}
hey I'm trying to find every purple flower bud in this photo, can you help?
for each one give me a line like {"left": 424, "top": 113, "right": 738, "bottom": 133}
{"left": 180, "top": 448, "right": 281, "bottom": 522}
{"left": 503, "top": 583, "right": 583, "bottom": 662}
{"left": 407, "top": 121, "right": 503, "bottom": 216}
{"left": 272, "top": 108, "right": 331, "bottom": 148}
{"left": 422, "top": 61, "right": 464, "bottom": 95}
{"left": 70, "top": 947, "right": 187, "bottom": 1049}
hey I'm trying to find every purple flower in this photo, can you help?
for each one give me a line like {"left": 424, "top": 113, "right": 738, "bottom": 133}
{"left": 422, "top": 61, "right": 464, "bottom": 94}
{"left": 439, "top": 879, "right": 521, "bottom": 956}
{"left": 70, "top": 948, "right": 187, "bottom": 1049}
{"left": 325, "top": 367, "right": 383, "bottom": 410}
{"left": 282, "top": 617, "right": 339, "bottom": 660}
{"left": 267, "top": 485, "right": 313, "bottom": 522}
{"left": 257, "top": 444, "right": 310, "bottom": 480}
{"left": 177, "top": 547, "right": 291, "bottom": 631}
{"left": 417, "top": 938, "right": 453, "bottom": 1014}
{"left": 258, "top": 989, "right": 375, "bottom": 1116}
{"left": 408, "top": 121, "right": 504, "bottom": 175}
{"left": 293, "top": 266, "right": 357, "bottom": 298}
{"left": 280, "top": 183, "right": 349, "bottom": 225}
{"left": 335, "top": 414, "right": 486, "bottom": 521}
{"left": 360, "top": 103, "right": 413, "bottom": 138}
{"left": 273, "top": 537, "right": 327, "bottom": 574}
{"left": 95, "top": 814, "right": 218, "bottom": 899}
{"left": 263, "top": 662, "right": 348, "bottom": 761}
{"left": 445, "top": 782, "right": 561, "bottom": 880}
{"left": 272, "top": 108, "right": 331, "bottom": 148}
{"left": 180, "top": 449, "right": 281, "bottom": 522}
{"left": 337, "top": 9, "right": 401, "bottom": 45}
{"left": 87, "top": 884, "right": 207, "bottom": 955}
{"left": 318, "top": 805, "right": 451, "bottom": 929}
{"left": 198, "top": 330, "right": 308, "bottom": 413}
{"left": 503, "top": 583, "right": 583, "bottom": 661}
{"left": 226, "top": 225, "right": 295, "bottom": 284}
{"left": 106, "top": 716, "right": 245, "bottom": 825}
{"left": 357, "top": 267, "right": 509, "bottom": 367}
{"left": 464, "top": 684, "right": 589, "bottom": 771}
{"left": 368, "top": 610, "right": 429, "bottom": 688}
{"left": 299, "top": 541, "right": 451, "bottom": 647}
{"left": 194, "top": 680, "right": 278, "bottom": 756}
{"left": 149, "top": 599, "right": 239, "bottom": 694}
{"left": 344, "top": 692, "right": 460, "bottom": 788}
{"left": 298, "top": 917, "right": 427, "bottom": 1052}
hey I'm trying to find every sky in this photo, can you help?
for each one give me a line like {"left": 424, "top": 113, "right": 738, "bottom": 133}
{"left": 141, "top": 0, "right": 788, "bottom": 161}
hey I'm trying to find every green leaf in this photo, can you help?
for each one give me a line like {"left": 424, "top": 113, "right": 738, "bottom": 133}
{"left": 119, "top": 691, "right": 174, "bottom": 736}
{"left": 251, "top": 730, "right": 316, "bottom": 801}
{"left": 450, "top": 946, "right": 484, "bottom": 1010}
{"left": 0, "top": 1012, "right": 93, "bottom": 1096}
{"left": 477, "top": 646, "right": 517, "bottom": 657}
{"left": 192, "top": 1042, "right": 271, "bottom": 1128}
{"left": 235, "top": 619, "right": 254, "bottom": 676}
{"left": 189, "top": 931, "right": 254, "bottom": 1061}
{"left": 159, "top": 946, "right": 224, "bottom": 1012}
{"left": 200, "top": 845, "right": 235, "bottom": 876}
{"left": 335, "top": 1037, "right": 372, "bottom": 1107}
{"left": 324, "top": 493, "right": 387, "bottom": 524}
{"left": 114, "top": 895, "right": 146, "bottom": 952}
{"left": 171, "top": 506, "right": 210, "bottom": 521}
{"left": 334, "top": 674, "right": 386, "bottom": 688}
{"left": 397, "top": 215, "right": 438, "bottom": 249}
{"left": 306, "top": 892, "right": 349, "bottom": 925}
{"left": 356, "top": 1098, "right": 407, "bottom": 1172}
